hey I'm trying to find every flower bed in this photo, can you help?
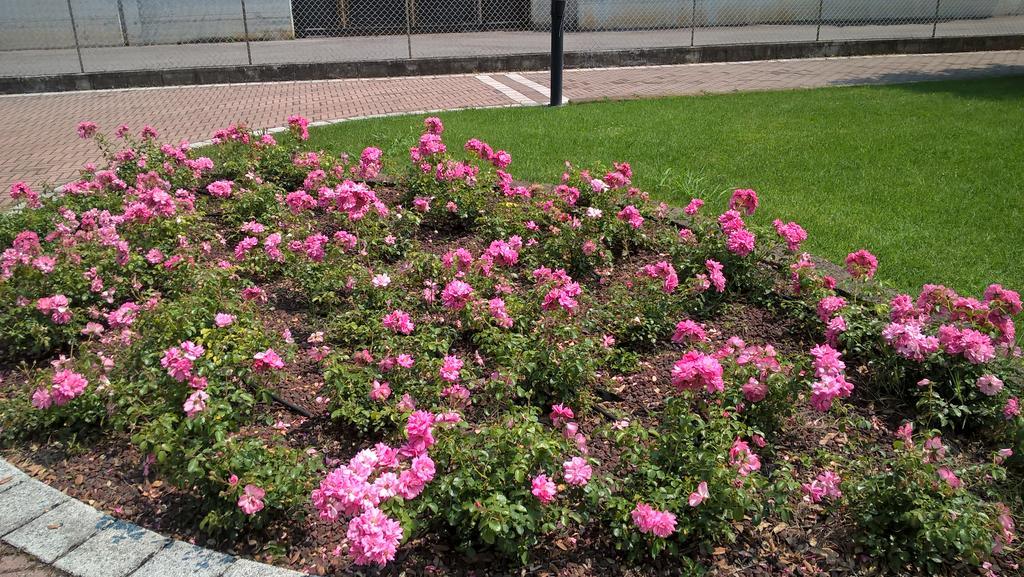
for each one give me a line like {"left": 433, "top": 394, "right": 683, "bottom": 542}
{"left": 0, "top": 117, "right": 1021, "bottom": 575}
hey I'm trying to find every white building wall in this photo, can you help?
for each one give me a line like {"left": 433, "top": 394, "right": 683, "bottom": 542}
{"left": 538, "top": 0, "right": 1024, "bottom": 30}
{"left": 0, "top": 0, "right": 294, "bottom": 51}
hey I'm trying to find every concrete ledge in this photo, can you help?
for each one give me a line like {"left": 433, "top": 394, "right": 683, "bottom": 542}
{"left": 1, "top": 34, "right": 1022, "bottom": 95}
{"left": 0, "top": 458, "right": 307, "bottom": 576}
{"left": 0, "top": 480, "right": 69, "bottom": 536}
{"left": 5, "top": 500, "right": 113, "bottom": 563}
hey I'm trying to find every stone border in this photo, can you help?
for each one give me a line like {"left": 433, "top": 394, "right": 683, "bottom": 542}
{"left": 1, "top": 33, "right": 1022, "bottom": 95}
{"left": 0, "top": 458, "right": 306, "bottom": 577}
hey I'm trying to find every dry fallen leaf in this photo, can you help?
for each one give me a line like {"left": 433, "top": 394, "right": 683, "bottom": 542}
{"left": 47, "top": 523, "right": 62, "bottom": 530}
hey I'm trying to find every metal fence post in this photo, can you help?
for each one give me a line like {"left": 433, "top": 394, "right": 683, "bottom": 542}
{"left": 65, "top": 0, "right": 85, "bottom": 73}
{"left": 116, "top": 0, "right": 130, "bottom": 46}
{"left": 690, "top": 0, "right": 697, "bottom": 46}
{"left": 932, "top": 0, "right": 942, "bottom": 38}
{"left": 405, "top": 0, "right": 413, "bottom": 59}
{"left": 815, "top": 0, "right": 824, "bottom": 42}
{"left": 240, "top": 0, "right": 253, "bottom": 65}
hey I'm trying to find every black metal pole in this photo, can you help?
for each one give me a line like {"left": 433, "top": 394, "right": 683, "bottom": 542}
{"left": 550, "top": 0, "right": 566, "bottom": 107}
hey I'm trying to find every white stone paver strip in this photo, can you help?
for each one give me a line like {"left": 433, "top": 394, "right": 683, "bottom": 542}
{"left": 4, "top": 499, "right": 114, "bottom": 563}
{"left": 0, "top": 459, "right": 27, "bottom": 494}
{"left": 132, "top": 540, "right": 235, "bottom": 577}
{"left": 0, "top": 456, "right": 310, "bottom": 576}
{"left": 53, "top": 519, "right": 170, "bottom": 577}
{"left": 222, "top": 558, "right": 307, "bottom": 577}
{"left": 0, "top": 479, "right": 69, "bottom": 536}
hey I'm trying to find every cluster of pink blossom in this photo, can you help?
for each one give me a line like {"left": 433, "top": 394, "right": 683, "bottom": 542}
{"left": 346, "top": 506, "right": 404, "bottom": 566}
{"left": 382, "top": 310, "right": 414, "bottom": 335}
{"left": 631, "top": 503, "right": 677, "bottom": 538}
{"left": 640, "top": 261, "right": 679, "bottom": 294}
{"left": 705, "top": 260, "right": 726, "bottom": 293}
{"left": 319, "top": 180, "right": 389, "bottom": 221}
{"left": 845, "top": 249, "right": 878, "bottom": 279}
{"left": 994, "top": 503, "right": 1017, "bottom": 553}
{"left": 77, "top": 121, "right": 98, "bottom": 139}
{"left": 728, "top": 438, "right": 762, "bottom": 476}
{"left": 563, "top": 456, "right": 592, "bottom": 486}
{"left": 718, "top": 210, "right": 745, "bottom": 234}
{"left": 684, "top": 198, "right": 704, "bottom": 215}
{"left": 2, "top": 231, "right": 42, "bottom": 279}
{"left": 488, "top": 297, "right": 514, "bottom": 328}
{"left": 206, "top": 180, "right": 234, "bottom": 198}
{"left": 357, "top": 147, "right": 383, "bottom": 179}
{"left": 671, "top": 319, "right": 708, "bottom": 344}
{"left": 883, "top": 283, "right": 1020, "bottom": 365}
{"left": 708, "top": 336, "right": 782, "bottom": 406}
{"left": 729, "top": 188, "right": 759, "bottom": 215}
{"left": 287, "top": 114, "right": 310, "bottom": 140}
{"left": 479, "top": 236, "right": 522, "bottom": 271}
{"left": 252, "top": 348, "right": 285, "bottom": 372}
{"left": 816, "top": 295, "right": 848, "bottom": 347}
{"left": 9, "top": 182, "right": 41, "bottom": 208}
{"left": 808, "top": 344, "right": 853, "bottom": 412}
{"left": 531, "top": 474, "right": 558, "bottom": 504}
{"left": 535, "top": 267, "right": 582, "bottom": 314}
{"left": 937, "top": 466, "right": 962, "bottom": 489}
{"left": 237, "top": 484, "right": 265, "bottom": 515}
{"left": 882, "top": 321, "right": 940, "bottom": 362}
{"left": 816, "top": 296, "right": 847, "bottom": 324}
{"left": 36, "top": 294, "right": 72, "bottom": 324}
{"left": 160, "top": 341, "right": 205, "bottom": 383}
{"left": 32, "top": 369, "right": 89, "bottom": 409}
{"left": 725, "top": 228, "right": 756, "bottom": 257}
{"left": 671, "top": 350, "right": 725, "bottom": 393}
{"left": 441, "top": 279, "right": 475, "bottom": 310}
{"left": 439, "top": 355, "right": 463, "bottom": 383}
{"left": 617, "top": 205, "right": 644, "bottom": 229}
{"left": 772, "top": 219, "right": 808, "bottom": 252}
{"left": 311, "top": 411, "right": 458, "bottom": 565}
{"left": 801, "top": 470, "right": 842, "bottom": 503}
{"left": 464, "top": 140, "right": 510, "bottom": 174}
{"left": 183, "top": 389, "right": 209, "bottom": 418}
{"left": 937, "top": 325, "right": 996, "bottom": 364}
{"left": 603, "top": 162, "right": 632, "bottom": 190}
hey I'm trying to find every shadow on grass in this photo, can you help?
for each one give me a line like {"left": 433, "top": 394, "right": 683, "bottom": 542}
{"left": 829, "top": 65, "right": 1024, "bottom": 99}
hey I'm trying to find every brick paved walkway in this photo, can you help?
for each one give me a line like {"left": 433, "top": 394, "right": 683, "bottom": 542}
{"left": 1, "top": 50, "right": 1022, "bottom": 196}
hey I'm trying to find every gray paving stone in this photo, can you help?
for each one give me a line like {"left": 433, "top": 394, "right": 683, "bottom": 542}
{"left": 4, "top": 499, "right": 113, "bottom": 563}
{"left": 222, "top": 558, "right": 307, "bottom": 577}
{"left": 0, "top": 459, "right": 28, "bottom": 494}
{"left": 0, "top": 479, "right": 69, "bottom": 536}
{"left": 0, "top": 473, "right": 25, "bottom": 495}
{"left": 53, "top": 519, "right": 168, "bottom": 577}
{"left": 131, "top": 540, "right": 234, "bottom": 577}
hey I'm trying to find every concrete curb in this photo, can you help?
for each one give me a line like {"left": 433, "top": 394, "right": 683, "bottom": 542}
{"left": 0, "top": 458, "right": 306, "bottom": 577}
{"left": 2, "top": 33, "right": 1022, "bottom": 94}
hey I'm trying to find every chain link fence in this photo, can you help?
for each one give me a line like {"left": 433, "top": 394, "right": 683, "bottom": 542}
{"left": 1, "top": 0, "right": 1023, "bottom": 78}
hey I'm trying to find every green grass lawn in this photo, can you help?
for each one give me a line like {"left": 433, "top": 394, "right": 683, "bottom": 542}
{"left": 308, "top": 76, "right": 1024, "bottom": 297}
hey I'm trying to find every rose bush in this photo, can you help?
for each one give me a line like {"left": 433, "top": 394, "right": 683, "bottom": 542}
{"left": 0, "top": 117, "right": 1019, "bottom": 573}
